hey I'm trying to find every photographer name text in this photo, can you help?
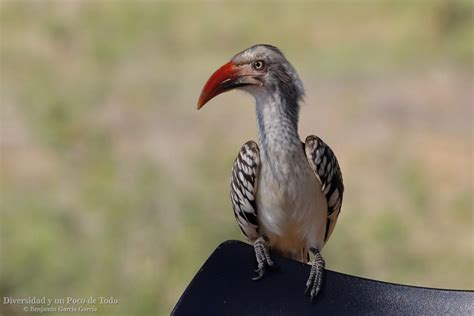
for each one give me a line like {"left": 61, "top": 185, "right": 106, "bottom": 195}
{"left": 3, "top": 296, "right": 118, "bottom": 313}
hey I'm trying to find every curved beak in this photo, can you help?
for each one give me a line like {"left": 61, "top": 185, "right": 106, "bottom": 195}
{"left": 197, "top": 61, "right": 261, "bottom": 109}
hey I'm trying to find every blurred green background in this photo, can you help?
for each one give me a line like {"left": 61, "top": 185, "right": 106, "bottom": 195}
{"left": 1, "top": 0, "right": 473, "bottom": 315}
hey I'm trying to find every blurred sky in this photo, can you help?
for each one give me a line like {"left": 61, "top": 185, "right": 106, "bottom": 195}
{"left": 1, "top": 1, "right": 473, "bottom": 315}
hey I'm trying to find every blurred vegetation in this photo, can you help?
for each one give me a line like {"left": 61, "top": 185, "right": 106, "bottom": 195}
{"left": 1, "top": 1, "right": 473, "bottom": 315}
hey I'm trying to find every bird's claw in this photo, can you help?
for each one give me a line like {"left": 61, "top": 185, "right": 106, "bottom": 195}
{"left": 252, "top": 261, "right": 278, "bottom": 281}
{"left": 304, "top": 272, "right": 322, "bottom": 301}
{"left": 304, "top": 248, "right": 325, "bottom": 302}
{"left": 252, "top": 237, "right": 274, "bottom": 281}
{"left": 252, "top": 267, "right": 265, "bottom": 281}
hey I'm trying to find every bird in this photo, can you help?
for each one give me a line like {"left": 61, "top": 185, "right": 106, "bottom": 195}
{"left": 196, "top": 44, "right": 344, "bottom": 300}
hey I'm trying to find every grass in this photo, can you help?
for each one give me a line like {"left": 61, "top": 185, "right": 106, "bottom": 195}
{"left": 1, "top": 1, "right": 473, "bottom": 315}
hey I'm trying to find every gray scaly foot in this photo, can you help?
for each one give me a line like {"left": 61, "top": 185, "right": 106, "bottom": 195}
{"left": 252, "top": 237, "right": 274, "bottom": 281}
{"left": 304, "top": 247, "right": 325, "bottom": 301}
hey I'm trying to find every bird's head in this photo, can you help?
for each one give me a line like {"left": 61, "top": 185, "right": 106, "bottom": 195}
{"left": 197, "top": 44, "right": 304, "bottom": 109}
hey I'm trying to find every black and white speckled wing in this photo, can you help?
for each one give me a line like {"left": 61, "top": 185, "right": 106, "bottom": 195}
{"left": 304, "top": 135, "right": 344, "bottom": 243}
{"left": 230, "top": 141, "right": 260, "bottom": 241}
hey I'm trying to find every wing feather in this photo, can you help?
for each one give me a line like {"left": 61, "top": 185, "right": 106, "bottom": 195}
{"left": 305, "top": 135, "right": 344, "bottom": 243}
{"left": 230, "top": 140, "right": 260, "bottom": 241}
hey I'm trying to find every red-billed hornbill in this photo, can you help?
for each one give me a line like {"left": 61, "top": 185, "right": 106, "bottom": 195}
{"left": 197, "top": 44, "right": 344, "bottom": 300}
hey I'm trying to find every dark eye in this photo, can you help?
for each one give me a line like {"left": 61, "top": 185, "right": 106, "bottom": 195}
{"left": 252, "top": 60, "right": 265, "bottom": 71}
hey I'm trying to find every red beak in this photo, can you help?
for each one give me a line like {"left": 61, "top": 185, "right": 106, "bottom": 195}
{"left": 197, "top": 61, "right": 239, "bottom": 109}
{"left": 197, "top": 61, "right": 261, "bottom": 109}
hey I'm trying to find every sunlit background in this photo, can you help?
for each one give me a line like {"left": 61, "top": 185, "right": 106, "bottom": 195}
{"left": 1, "top": 1, "right": 473, "bottom": 315}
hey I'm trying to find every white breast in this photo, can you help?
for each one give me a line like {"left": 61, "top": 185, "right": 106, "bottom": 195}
{"left": 256, "top": 153, "right": 328, "bottom": 254}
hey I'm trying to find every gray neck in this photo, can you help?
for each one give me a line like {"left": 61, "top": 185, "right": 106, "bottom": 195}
{"left": 254, "top": 90, "right": 302, "bottom": 162}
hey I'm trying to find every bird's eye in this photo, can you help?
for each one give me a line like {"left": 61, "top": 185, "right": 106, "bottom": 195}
{"left": 252, "top": 60, "right": 265, "bottom": 71}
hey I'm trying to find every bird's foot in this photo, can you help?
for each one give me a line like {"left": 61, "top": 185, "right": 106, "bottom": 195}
{"left": 304, "top": 248, "right": 325, "bottom": 301}
{"left": 252, "top": 237, "right": 274, "bottom": 281}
